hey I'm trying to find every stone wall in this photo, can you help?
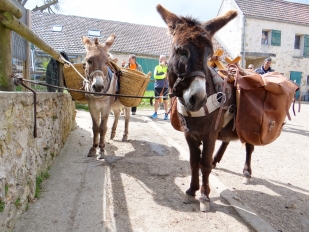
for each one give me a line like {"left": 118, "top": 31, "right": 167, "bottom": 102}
{"left": 0, "top": 92, "right": 76, "bottom": 231}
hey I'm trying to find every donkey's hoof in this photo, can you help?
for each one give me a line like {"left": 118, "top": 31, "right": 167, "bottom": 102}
{"left": 212, "top": 163, "right": 217, "bottom": 169}
{"left": 183, "top": 194, "right": 196, "bottom": 204}
{"left": 243, "top": 171, "right": 251, "bottom": 184}
{"left": 87, "top": 148, "right": 97, "bottom": 157}
{"left": 98, "top": 151, "right": 107, "bottom": 159}
{"left": 110, "top": 132, "right": 116, "bottom": 140}
{"left": 200, "top": 200, "right": 210, "bottom": 212}
{"left": 122, "top": 135, "right": 128, "bottom": 142}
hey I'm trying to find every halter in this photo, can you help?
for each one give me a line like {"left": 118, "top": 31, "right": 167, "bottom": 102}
{"left": 170, "top": 70, "right": 206, "bottom": 98}
{"left": 85, "top": 67, "right": 116, "bottom": 100}
{"left": 87, "top": 70, "right": 105, "bottom": 80}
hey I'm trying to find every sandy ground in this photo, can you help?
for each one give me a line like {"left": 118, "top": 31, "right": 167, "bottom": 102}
{"left": 13, "top": 102, "right": 309, "bottom": 232}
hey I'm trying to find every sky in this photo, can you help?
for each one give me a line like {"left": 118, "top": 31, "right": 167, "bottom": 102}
{"left": 25, "top": 0, "right": 309, "bottom": 28}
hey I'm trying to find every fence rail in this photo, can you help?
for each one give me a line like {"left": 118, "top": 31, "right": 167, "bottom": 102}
{"left": 0, "top": 0, "right": 64, "bottom": 91}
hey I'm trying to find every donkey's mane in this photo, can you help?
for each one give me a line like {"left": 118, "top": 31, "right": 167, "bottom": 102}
{"left": 179, "top": 16, "right": 201, "bottom": 27}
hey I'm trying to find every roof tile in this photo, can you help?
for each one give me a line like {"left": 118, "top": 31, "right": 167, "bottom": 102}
{"left": 235, "top": 0, "right": 309, "bottom": 25}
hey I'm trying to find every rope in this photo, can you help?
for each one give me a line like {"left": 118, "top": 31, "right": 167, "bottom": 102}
{"left": 60, "top": 55, "right": 89, "bottom": 83}
{"left": 15, "top": 78, "right": 155, "bottom": 101}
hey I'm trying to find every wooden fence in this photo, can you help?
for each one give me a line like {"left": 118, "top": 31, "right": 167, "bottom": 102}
{"left": 0, "top": 0, "right": 64, "bottom": 91}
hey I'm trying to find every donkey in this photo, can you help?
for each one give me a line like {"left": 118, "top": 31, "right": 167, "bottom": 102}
{"left": 82, "top": 34, "right": 130, "bottom": 159}
{"left": 156, "top": 5, "right": 254, "bottom": 211}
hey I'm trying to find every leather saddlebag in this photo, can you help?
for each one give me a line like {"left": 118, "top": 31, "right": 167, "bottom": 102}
{"left": 236, "top": 72, "right": 299, "bottom": 145}
{"left": 170, "top": 97, "right": 183, "bottom": 132}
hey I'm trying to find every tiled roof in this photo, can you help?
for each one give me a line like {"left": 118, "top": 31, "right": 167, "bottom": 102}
{"left": 31, "top": 12, "right": 231, "bottom": 60}
{"left": 235, "top": 0, "right": 309, "bottom": 25}
{"left": 31, "top": 12, "right": 172, "bottom": 57}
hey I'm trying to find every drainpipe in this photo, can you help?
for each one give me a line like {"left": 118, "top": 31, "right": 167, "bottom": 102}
{"left": 241, "top": 15, "right": 246, "bottom": 68}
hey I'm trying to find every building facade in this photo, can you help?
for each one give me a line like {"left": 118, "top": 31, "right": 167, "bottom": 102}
{"left": 216, "top": 0, "right": 309, "bottom": 97}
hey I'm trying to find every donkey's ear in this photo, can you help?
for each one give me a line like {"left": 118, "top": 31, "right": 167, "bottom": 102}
{"left": 156, "top": 4, "right": 182, "bottom": 35}
{"left": 81, "top": 36, "right": 92, "bottom": 50}
{"left": 203, "top": 10, "right": 238, "bottom": 36}
{"left": 105, "top": 34, "right": 116, "bottom": 48}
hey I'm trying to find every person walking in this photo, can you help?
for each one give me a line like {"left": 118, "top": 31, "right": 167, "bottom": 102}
{"left": 122, "top": 54, "right": 143, "bottom": 115}
{"left": 255, "top": 57, "right": 274, "bottom": 74}
{"left": 151, "top": 55, "right": 169, "bottom": 120}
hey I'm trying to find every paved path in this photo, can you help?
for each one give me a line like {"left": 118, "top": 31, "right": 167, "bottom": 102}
{"left": 13, "top": 102, "right": 308, "bottom": 232}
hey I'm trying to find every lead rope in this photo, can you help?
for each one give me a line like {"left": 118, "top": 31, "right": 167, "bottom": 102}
{"left": 60, "top": 55, "right": 89, "bottom": 84}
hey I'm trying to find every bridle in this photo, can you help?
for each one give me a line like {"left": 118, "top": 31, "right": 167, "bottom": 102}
{"left": 170, "top": 70, "right": 206, "bottom": 98}
{"left": 84, "top": 64, "right": 115, "bottom": 100}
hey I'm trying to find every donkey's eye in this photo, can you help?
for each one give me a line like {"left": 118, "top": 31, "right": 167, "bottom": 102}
{"left": 178, "top": 49, "right": 187, "bottom": 57}
{"left": 86, "top": 59, "right": 92, "bottom": 66}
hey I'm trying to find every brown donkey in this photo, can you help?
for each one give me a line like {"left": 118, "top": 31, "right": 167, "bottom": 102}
{"left": 82, "top": 34, "right": 131, "bottom": 159}
{"left": 156, "top": 5, "right": 254, "bottom": 211}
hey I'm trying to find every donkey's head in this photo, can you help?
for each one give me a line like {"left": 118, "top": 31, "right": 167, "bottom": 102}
{"left": 82, "top": 34, "right": 115, "bottom": 93}
{"left": 157, "top": 5, "right": 237, "bottom": 111}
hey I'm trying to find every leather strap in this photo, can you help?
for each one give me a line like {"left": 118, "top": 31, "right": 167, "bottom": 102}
{"left": 214, "top": 77, "right": 228, "bottom": 130}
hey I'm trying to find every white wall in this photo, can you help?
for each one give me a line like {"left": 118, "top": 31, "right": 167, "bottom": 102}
{"left": 216, "top": 0, "right": 309, "bottom": 95}
{"left": 245, "top": 18, "right": 309, "bottom": 94}
{"left": 216, "top": 0, "right": 244, "bottom": 59}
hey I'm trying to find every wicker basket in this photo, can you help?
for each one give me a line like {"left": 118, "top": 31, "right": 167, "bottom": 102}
{"left": 119, "top": 69, "right": 151, "bottom": 107}
{"left": 63, "top": 63, "right": 86, "bottom": 101}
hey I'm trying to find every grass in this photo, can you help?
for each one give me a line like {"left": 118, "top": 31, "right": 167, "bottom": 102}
{"left": 15, "top": 198, "right": 21, "bottom": 208}
{"left": 5, "top": 184, "right": 8, "bottom": 196}
{"left": 75, "top": 103, "right": 89, "bottom": 111}
{"left": 35, "top": 170, "right": 50, "bottom": 199}
{"left": 0, "top": 200, "right": 4, "bottom": 212}
{"left": 137, "top": 90, "right": 155, "bottom": 109}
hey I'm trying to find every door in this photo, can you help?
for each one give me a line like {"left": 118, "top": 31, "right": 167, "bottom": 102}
{"left": 290, "top": 71, "right": 302, "bottom": 100}
{"left": 136, "top": 57, "right": 158, "bottom": 91}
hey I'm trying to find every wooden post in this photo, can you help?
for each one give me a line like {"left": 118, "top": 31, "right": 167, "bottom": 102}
{"left": 22, "top": 9, "right": 31, "bottom": 91}
{"left": 0, "top": 10, "right": 14, "bottom": 91}
{"left": 0, "top": 0, "right": 23, "bottom": 19}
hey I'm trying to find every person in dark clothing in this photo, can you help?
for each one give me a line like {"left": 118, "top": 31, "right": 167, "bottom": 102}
{"left": 255, "top": 57, "right": 274, "bottom": 74}
{"left": 46, "top": 51, "right": 70, "bottom": 92}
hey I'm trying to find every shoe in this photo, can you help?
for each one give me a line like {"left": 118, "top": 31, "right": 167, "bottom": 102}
{"left": 132, "top": 112, "right": 136, "bottom": 115}
{"left": 151, "top": 112, "right": 157, "bottom": 119}
{"left": 164, "top": 113, "right": 169, "bottom": 120}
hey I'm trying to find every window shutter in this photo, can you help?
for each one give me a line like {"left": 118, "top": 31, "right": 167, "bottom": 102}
{"left": 303, "top": 34, "right": 309, "bottom": 58}
{"left": 271, "top": 30, "right": 281, "bottom": 46}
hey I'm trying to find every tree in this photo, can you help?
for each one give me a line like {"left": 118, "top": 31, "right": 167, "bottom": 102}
{"left": 17, "top": 0, "right": 60, "bottom": 13}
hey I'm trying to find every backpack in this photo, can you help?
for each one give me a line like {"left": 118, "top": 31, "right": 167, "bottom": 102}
{"left": 235, "top": 71, "right": 299, "bottom": 145}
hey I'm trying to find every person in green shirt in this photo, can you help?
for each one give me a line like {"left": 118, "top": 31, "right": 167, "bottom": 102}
{"left": 151, "top": 55, "right": 169, "bottom": 120}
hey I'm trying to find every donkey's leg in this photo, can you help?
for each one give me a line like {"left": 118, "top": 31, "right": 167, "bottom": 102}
{"left": 183, "top": 136, "right": 201, "bottom": 204}
{"left": 110, "top": 108, "right": 121, "bottom": 140}
{"left": 243, "top": 143, "right": 254, "bottom": 184}
{"left": 122, "top": 106, "right": 131, "bottom": 141}
{"left": 212, "top": 141, "right": 230, "bottom": 168}
{"left": 88, "top": 107, "right": 101, "bottom": 157}
{"left": 199, "top": 136, "right": 217, "bottom": 212}
{"left": 98, "top": 110, "right": 110, "bottom": 159}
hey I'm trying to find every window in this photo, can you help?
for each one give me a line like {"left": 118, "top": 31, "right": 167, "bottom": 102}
{"left": 261, "top": 31, "right": 268, "bottom": 44}
{"left": 261, "top": 30, "right": 281, "bottom": 46}
{"left": 307, "top": 76, "right": 309, "bottom": 86}
{"left": 294, "top": 35, "right": 301, "bottom": 49}
{"left": 88, "top": 29, "right": 101, "bottom": 37}
{"left": 52, "top": 25, "right": 62, "bottom": 32}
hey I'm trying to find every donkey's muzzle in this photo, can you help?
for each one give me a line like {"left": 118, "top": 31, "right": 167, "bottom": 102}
{"left": 92, "top": 84, "right": 104, "bottom": 92}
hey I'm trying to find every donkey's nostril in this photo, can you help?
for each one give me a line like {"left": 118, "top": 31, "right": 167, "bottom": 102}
{"left": 189, "top": 95, "right": 196, "bottom": 106}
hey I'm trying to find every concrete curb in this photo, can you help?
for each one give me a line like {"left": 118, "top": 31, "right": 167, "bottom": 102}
{"left": 143, "top": 116, "right": 277, "bottom": 232}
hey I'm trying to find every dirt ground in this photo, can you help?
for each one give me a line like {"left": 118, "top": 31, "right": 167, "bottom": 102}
{"left": 13, "top": 103, "right": 309, "bottom": 232}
